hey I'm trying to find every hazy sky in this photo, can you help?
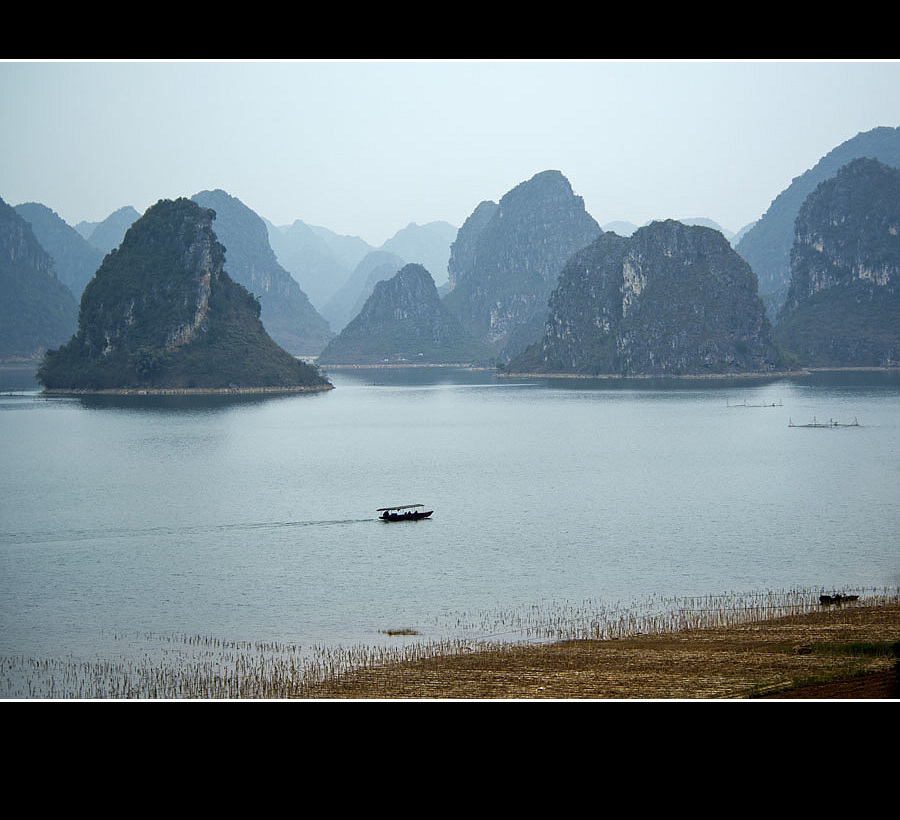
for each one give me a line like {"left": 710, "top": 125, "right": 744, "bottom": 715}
{"left": 3, "top": 59, "right": 900, "bottom": 246}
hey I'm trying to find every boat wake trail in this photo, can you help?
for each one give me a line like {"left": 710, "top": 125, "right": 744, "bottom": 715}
{"left": 213, "top": 518, "right": 373, "bottom": 532}
{"left": 2, "top": 518, "right": 374, "bottom": 546}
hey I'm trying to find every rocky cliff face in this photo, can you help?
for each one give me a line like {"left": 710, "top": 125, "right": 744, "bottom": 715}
{"left": 37, "top": 198, "right": 331, "bottom": 390}
{"left": 442, "top": 171, "right": 601, "bottom": 360}
{"left": 192, "top": 190, "right": 334, "bottom": 355}
{"left": 317, "top": 263, "right": 490, "bottom": 365}
{"left": 509, "top": 220, "right": 781, "bottom": 376}
{"left": 775, "top": 158, "right": 900, "bottom": 366}
{"left": 446, "top": 200, "right": 498, "bottom": 293}
{"left": 736, "top": 126, "right": 900, "bottom": 318}
{"left": 0, "top": 197, "right": 79, "bottom": 360}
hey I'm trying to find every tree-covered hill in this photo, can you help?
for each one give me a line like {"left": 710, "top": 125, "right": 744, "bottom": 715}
{"left": 774, "top": 158, "right": 900, "bottom": 366}
{"left": 736, "top": 126, "right": 900, "bottom": 318}
{"left": 318, "top": 263, "right": 491, "bottom": 365}
{"left": 508, "top": 220, "right": 783, "bottom": 377}
{"left": 37, "top": 198, "right": 331, "bottom": 391}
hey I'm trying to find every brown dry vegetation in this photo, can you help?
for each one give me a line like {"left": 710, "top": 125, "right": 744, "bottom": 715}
{"left": 303, "top": 601, "right": 900, "bottom": 699}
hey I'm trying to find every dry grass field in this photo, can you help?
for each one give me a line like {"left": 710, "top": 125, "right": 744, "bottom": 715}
{"left": 303, "top": 601, "right": 900, "bottom": 699}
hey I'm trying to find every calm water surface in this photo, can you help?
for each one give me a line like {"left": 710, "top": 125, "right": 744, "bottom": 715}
{"left": 1, "top": 364, "right": 898, "bottom": 665}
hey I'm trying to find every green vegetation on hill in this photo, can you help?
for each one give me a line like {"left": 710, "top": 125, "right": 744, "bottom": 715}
{"left": 37, "top": 198, "right": 330, "bottom": 391}
{"left": 192, "top": 190, "right": 334, "bottom": 356}
{"left": 318, "top": 263, "right": 491, "bottom": 365}
{"left": 774, "top": 158, "right": 900, "bottom": 367}
{"left": 443, "top": 170, "right": 602, "bottom": 360}
{"left": 737, "top": 125, "right": 900, "bottom": 317}
{"left": 508, "top": 221, "right": 783, "bottom": 377}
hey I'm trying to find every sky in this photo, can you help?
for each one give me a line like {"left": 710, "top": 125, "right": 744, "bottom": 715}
{"left": 3, "top": 59, "right": 900, "bottom": 247}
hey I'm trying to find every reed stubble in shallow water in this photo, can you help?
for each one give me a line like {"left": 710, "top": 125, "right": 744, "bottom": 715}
{"left": 3, "top": 588, "right": 897, "bottom": 699}
{"left": 305, "top": 593, "right": 900, "bottom": 700}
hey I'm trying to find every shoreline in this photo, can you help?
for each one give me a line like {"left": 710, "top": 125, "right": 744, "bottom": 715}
{"left": 304, "top": 599, "right": 900, "bottom": 699}
{"left": 317, "top": 362, "right": 900, "bottom": 380}
{"left": 4, "top": 592, "right": 896, "bottom": 699}
{"left": 497, "top": 366, "right": 900, "bottom": 381}
{"left": 320, "top": 362, "right": 494, "bottom": 370}
{"left": 40, "top": 384, "right": 334, "bottom": 396}
{"left": 498, "top": 369, "right": 804, "bottom": 381}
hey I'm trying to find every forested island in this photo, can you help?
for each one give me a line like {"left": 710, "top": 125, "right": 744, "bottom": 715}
{"left": 36, "top": 198, "right": 331, "bottom": 393}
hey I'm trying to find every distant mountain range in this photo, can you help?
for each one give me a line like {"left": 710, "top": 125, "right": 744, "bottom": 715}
{"left": 76, "top": 206, "right": 142, "bottom": 254}
{"left": 13, "top": 202, "right": 105, "bottom": 299}
{"left": 318, "top": 175, "right": 772, "bottom": 371}
{"left": 0, "top": 197, "right": 79, "bottom": 361}
{"left": 5, "top": 124, "right": 900, "bottom": 376}
{"left": 602, "top": 217, "right": 750, "bottom": 244}
{"left": 5, "top": 191, "right": 458, "bottom": 362}
{"left": 267, "top": 218, "right": 457, "bottom": 332}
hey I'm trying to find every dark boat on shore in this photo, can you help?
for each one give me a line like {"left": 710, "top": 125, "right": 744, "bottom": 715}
{"left": 377, "top": 504, "right": 434, "bottom": 521}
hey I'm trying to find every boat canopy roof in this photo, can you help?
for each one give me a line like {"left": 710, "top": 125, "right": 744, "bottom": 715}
{"left": 377, "top": 504, "right": 424, "bottom": 511}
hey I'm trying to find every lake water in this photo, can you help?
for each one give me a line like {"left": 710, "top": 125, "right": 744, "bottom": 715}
{"left": 1, "top": 364, "right": 898, "bottom": 688}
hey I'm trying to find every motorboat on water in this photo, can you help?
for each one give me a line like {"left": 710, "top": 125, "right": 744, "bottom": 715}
{"left": 377, "top": 504, "right": 434, "bottom": 521}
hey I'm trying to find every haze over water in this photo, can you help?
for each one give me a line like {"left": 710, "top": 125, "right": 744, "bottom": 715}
{"left": 1, "top": 366, "right": 898, "bottom": 668}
